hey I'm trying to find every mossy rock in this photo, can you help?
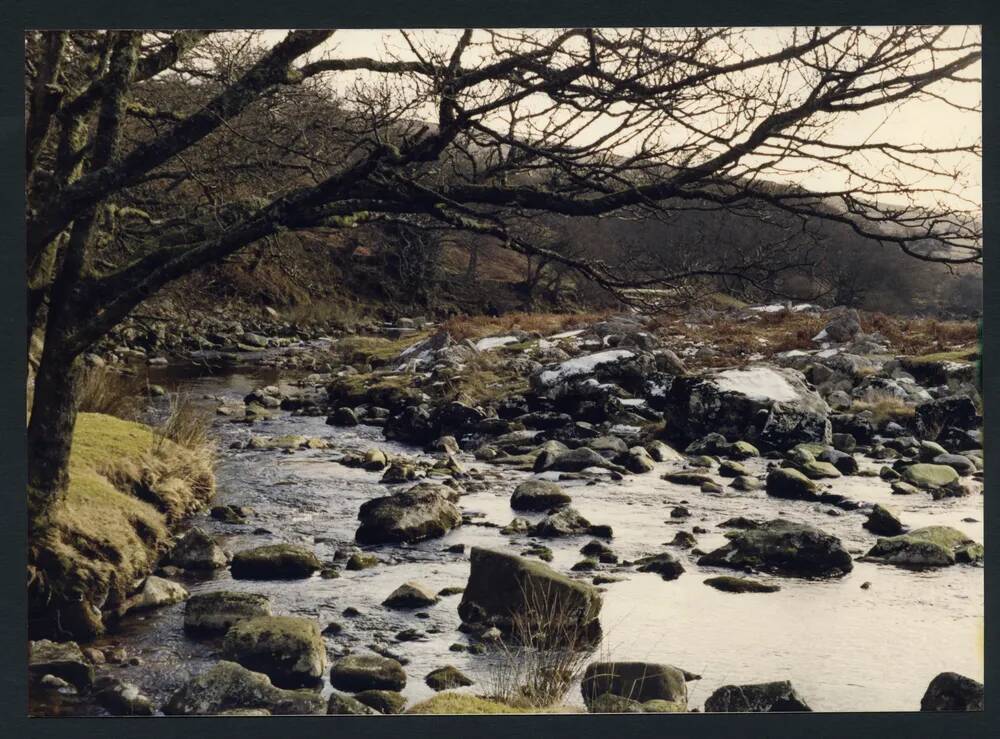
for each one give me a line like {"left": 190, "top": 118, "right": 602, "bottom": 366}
{"left": 406, "top": 692, "right": 576, "bottom": 714}
{"left": 698, "top": 519, "right": 852, "bottom": 578}
{"left": 163, "top": 661, "right": 324, "bottom": 715}
{"left": 901, "top": 463, "right": 960, "bottom": 490}
{"left": 354, "top": 689, "right": 406, "bottom": 714}
{"left": 221, "top": 616, "right": 326, "bottom": 687}
{"left": 329, "top": 654, "right": 406, "bottom": 692}
{"left": 230, "top": 544, "right": 321, "bottom": 579}
{"left": 326, "top": 691, "right": 376, "bottom": 715}
{"left": 458, "top": 548, "right": 602, "bottom": 642}
{"left": 765, "top": 467, "right": 819, "bottom": 500}
{"left": 581, "top": 662, "right": 688, "bottom": 709}
{"left": 864, "top": 526, "right": 983, "bottom": 568}
{"left": 798, "top": 461, "right": 842, "bottom": 480}
{"left": 184, "top": 591, "right": 272, "bottom": 633}
{"left": 425, "top": 665, "right": 474, "bottom": 691}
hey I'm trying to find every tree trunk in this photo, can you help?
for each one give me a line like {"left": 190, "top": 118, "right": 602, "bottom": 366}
{"left": 26, "top": 334, "right": 81, "bottom": 529}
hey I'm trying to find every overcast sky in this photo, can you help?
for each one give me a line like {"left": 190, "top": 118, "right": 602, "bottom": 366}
{"left": 253, "top": 28, "right": 982, "bottom": 211}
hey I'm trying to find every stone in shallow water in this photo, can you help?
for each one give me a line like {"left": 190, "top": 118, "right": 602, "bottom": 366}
{"left": 163, "top": 661, "right": 324, "bottom": 715}
{"left": 183, "top": 591, "right": 272, "bottom": 634}
{"left": 122, "top": 575, "right": 188, "bottom": 613}
{"left": 230, "top": 544, "right": 321, "bottom": 579}
{"left": 581, "top": 662, "right": 688, "bottom": 711}
{"left": 458, "top": 547, "right": 602, "bottom": 642}
{"left": 326, "top": 691, "right": 376, "bottom": 715}
{"left": 510, "top": 480, "right": 572, "bottom": 511}
{"left": 920, "top": 672, "right": 984, "bottom": 711}
{"left": 698, "top": 519, "right": 853, "bottom": 577}
{"left": 765, "top": 467, "right": 819, "bottom": 500}
{"left": 863, "top": 504, "right": 904, "bottom": 536}
{"left": 703, "top": 576, "right": 780, "bottom": 593}
{"left": 382, "top": 581, "right": 440, "bottom": 609}
{"left": 863, "top": 526, "right": 983, "bottom": 568}
{"left": 168, "top": 527, "right": 229, "bottom": 570}
{"left": 635, "top": 552, "right": 685, "bottom": 581}
{"left": 900, "top": 463, "right": 959, "bottom": 490}
{"left": 355, "top": 487, "right": 462, "bottom": 544}
{"left": 704, "top": 680, "right": 811, "bottom": 712}
{"left": 222, "top": 616, "right": 327, "bottom": 687}
{"left": 329, "top": 654, "right": 407, "bottom": 692}
{"left": 353, "top": 689, "right": 406, "bottom": 714}
{"left": 425, "top": 665, "right": 474, "bottom": 691}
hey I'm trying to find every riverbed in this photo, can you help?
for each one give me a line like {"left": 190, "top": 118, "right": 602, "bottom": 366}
{"left": 46, "top": 360, "right": 985, "bottom": 715}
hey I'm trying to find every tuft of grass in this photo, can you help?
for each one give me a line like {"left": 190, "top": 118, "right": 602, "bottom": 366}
{"left": 482, "top": 579, "right": 600, "bottom": 709}
{"left": 851, "top": 392, "right": 916, "bottom": 425}
{"left": 406, "top": 693, "right": 581, "bottom": 715}
{"left": 77, "top": 368, "right": 143, "bottom": 420}
{"left": 332, "top": 331, "right": 431, "bottom": 368}
{"left": 283, "top": 299, "right": 366, "bottom": 330}
{"left": 902, "top": 347, "right": 979, "bottom": 365}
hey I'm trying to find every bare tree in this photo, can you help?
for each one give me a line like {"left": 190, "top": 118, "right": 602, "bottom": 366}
{"left": 24, "top": 27, "right": 981, "bottom": 525}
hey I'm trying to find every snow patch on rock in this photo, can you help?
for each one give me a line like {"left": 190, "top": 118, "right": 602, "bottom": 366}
{"left": 713, "top": 366, "right": 801, "bottom": 403}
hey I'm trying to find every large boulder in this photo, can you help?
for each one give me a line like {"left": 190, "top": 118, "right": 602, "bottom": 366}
{"left": 458, "top": 548, "right": 602, "bottom": 642}
{"left": 704, "top": 681, "right": 811, "bottom": 712}
{"left": 864, "top": 527, "right": 983, "bottom": 568}
{"left": 163, "top": 661, "right": 325, "bottom": 715}
{"left": 230, "top": 544, "right": 321, "bottom": 579}
{"left": 510, "top": 480, "right": 572, "bottom": 511}
{"left": 184, "top": 591, "right": 272, "bottom": 633}
{"left": 661, "top": 366, "right": 831, "bottom": 450}
{"left": 698, "top": 519, "right": 853, "bottom": 577}
{"left": 355, "top": 486, "right": 462, "bottom": 544}
{"left": 581, "top": 662, "right": 688, "bottom": 711}
{"left": 531, "top": 350, "right": 655, "bottom": 395}
{"left": 329, "top": 654, "right": 407, "bottom": 692}
{"left": 222, "top": 616, "right": 327, "bottom": 687}
{"left": 920, "top": 672, "right": 984, "bottom": 711}
{"left": 900, "top": 463, "right": 960, "bottom": 491}
{"left": 915, "top": 396, "right": 979, "bottom": 440}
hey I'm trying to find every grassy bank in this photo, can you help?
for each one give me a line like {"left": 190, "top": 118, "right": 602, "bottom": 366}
{"left": 28, "top": 412, "right": 215, "bottom": 640}
{"left": 406, "top": 692, "right": 583, "bottom": 715}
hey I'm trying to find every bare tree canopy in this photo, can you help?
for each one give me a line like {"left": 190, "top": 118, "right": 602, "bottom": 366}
{"left": 23, "top": 26, "right": 982, "bottom": 517}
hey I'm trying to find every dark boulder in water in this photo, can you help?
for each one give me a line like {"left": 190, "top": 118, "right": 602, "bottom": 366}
{"left": 704, "top": 680, "right": 811, "bottom": 712}
{"left": 920, "top": 672, "right": 984, "bottom": 711}
{"left": 698, "top": 519, "right": 853, "bottom": 577}
{"left": 355, "top": 487, "right": 462, "bottom": 544}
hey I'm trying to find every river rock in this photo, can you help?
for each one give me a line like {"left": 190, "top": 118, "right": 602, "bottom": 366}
{"left": 29, "top": 640, "right": 94, "bottom": 690}
{"left": 635, "top": 552, "right": 685, "bottom": 580}
{"left": 458, "top": 547, "right": 602, "bottom": 642}
{"left": 646, "top": 440, "right": 684, "bottom": 462}
{"left": 729, "top": 475, "right": 762, "bottom": 491}
{"left": 915, "top": 395, "right": 979, "bottom": 440}
{"left": 231, "top": 544, "right": 321, "bottom": 579}
{"left": 531, "top": 506, "right": 597, "bottom": 537}
{"left": 168, "top": 527, "right": 229, "bottom": 570}
{"left": 920, "top": 672, "right": 984, "bottom": 711}
{"left": 326, "top": 691, "right": 376, "bottom": 714}
{"left": 354, "top": 689, "right": 406, "bottom": 714}
{"left": 698, "top": 519, "right": 853, "bottom": 577}
{"left": 222, "top": 616, "right": 326, "bottom": 687}
{"left": 901, "top": 463, "right": 960, "bottom": 490}
{"left": 383, "top": 581, "right": 440, "bottom": 609}
{"left": 704, "top": 680, "right": 811, "bottom": 712}
{"left": 624, "top": 446, "right": 656, "bottom": 473}
{"left": 510, "top": 480, "right": 572, "bottom": 511}
{"left": 661, "top": 365, "right": 831, "bottom": 450}
{"left": 863, "top": 526, "right": 983, "bottom": 568}
{"left": 425, "top": 665, "right": 474, "bottom": 691}
{"left": 122, "top": 576, "right": 188, "bottom": 613}
{"left": 541, "top": 447, "right": 626, "bottom": 473}
{"left": 863, "top": 504, "right": 904, "bottom": 536}
{"left": 163, "top": 661, "right": 325, "bottom": 715}
{"left": 703, "top": 576, "right": 780, "bottom": 593}
{"left": 329, "top": 654, "right": 407, "bottom": 692}
{"left": 355, "top": 487, "right": 462, "bottom": 544}
{"left": 183, "top": 591, "right": 273, "bottom": 633}
{"left": 581, "top": 662, "right": 688, "bottom": 711}
{"left": 766, "top": 468, "right": 819, "bottom": 500}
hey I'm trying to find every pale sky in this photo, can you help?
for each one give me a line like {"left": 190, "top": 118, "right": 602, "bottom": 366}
{"left": 250, "top": 28, "right": 982, "bottom": 212}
